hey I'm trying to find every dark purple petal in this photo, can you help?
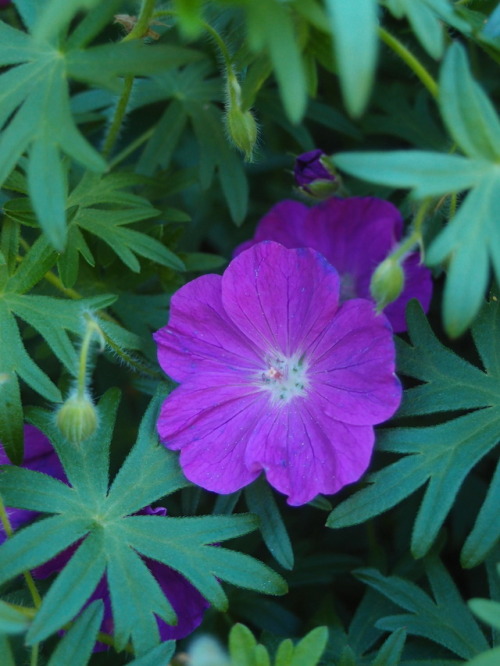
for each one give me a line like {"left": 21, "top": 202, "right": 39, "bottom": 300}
{"left": 294, "top": 150, "right": 334, "bottom": 188}
{"left": 234, "top": 196, "right": 432, "bottom": 331}
{"left": 222, "top": 241, "right": 340, "bottom": 357}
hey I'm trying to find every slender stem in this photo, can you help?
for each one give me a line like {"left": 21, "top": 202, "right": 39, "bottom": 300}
{"left": 0, "top": 495, "right": 42, "bottom": 609}
{"left": 77, "top": 318, "right": 104, "bottom": 399}
{"left": 378, "top": 26, "right": 439, "bottom": 99}
{"left": 123, "top": 0, "right": 158, "bottom": 42}
{"left": 42, "top": 269, "right": 81, "bottom": 300}
{"left": 30, "top": 644, "right": 39, "bottom": 666}
{"left": 155, "top": 10, "right": 233, "bottom": 68}
{"left": 108, "top": 125, "right": 156, "bottom": 169}
{"left": 391, "top": 199, "right": 432, "bottom": 261}
{"left": 101, "top": 75, "right": 134, "bottom": 159}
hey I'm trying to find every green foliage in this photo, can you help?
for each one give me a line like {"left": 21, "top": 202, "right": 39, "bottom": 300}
{"left": 334, "top": 41, "right": 500, "bottom": 336}
{"left": 327, "top": 298, "right": 500, "bottom": 562}
{"left": 355, "top": 557, "right": 489, "bottom": 660}
{"left": 0, "top": 391, "right": 286, "bottom": 656}
{"left": 0, "top": 7, "right": 199, "bottom": 249}
{"left": 228, "top": 624, "right": 328, "bottom": 666}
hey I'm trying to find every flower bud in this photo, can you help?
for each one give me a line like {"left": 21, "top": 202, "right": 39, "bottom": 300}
{"left": 294, "top": 149, "right": 340, "bottom": 198}
{"left": 370, "top": 256, "right": 405, "bottom": 312}
{"left": 56, "top": 391, "right": 98, "bottom": 444}
{"left": 225, "top": 75, "right": 258, "bottom": 162}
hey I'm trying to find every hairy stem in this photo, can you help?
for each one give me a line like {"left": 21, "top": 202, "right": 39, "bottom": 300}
{"left": 378, "top": 27, "right": 439, "bottom": 99}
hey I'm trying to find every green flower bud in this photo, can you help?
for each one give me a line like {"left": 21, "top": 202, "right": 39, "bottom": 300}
{"left": 225, "top": 74, "right": 258, "bottom": 162}
{"left": 370, "top": 256, "right": 405, "bottom": 312}
{"left": 57, "top": 391, "right": 98, "bottom": 444}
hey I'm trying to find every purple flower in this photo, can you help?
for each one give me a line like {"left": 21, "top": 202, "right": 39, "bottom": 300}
{"left": 0, "top": 428, "right": 209, "bottom": 646}
{"left": 154, "top": 241, "right": 402, "bottom": 506}
{"left": 294, "top": 149, "right": 336, "bottom": 195}
{"left": 234, "top": 197, "right": 433, "bottom": 333}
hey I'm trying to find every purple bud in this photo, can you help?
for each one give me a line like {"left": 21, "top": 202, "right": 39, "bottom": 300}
{"left": 294, "top": 150, "right": 331, "bottom": 184}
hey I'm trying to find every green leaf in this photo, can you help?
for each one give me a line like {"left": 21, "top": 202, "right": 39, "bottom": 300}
{"left": 0, "top": 370, "right": 23, "bottom": 463}
{"left": 384, "top": 0, "right": 451, "bottom": 58}
{"left": 0, "top": 466, "right": 79, "bottom": 515}
{"left": 0, "top": 514, "right": 91, "bottom": 585}
{"left": 333, "top": 150, "right": 491, "bottom": 198}
{"left": 106, "top": 535, "right": 175, "bottom": 654}
{"left": 325, "top": 0, "right": 378, "bottom": 116}
{"left": 370, "top": 628, "right": 406, "bottom": 666}
{"left": 46, "top": 600, "right": 104, "bottom": 666}
{"left": 27, "top": 531, "right": 107, "bottom": 645}
{"left": 106, "top": 393, "right": 188, "bottom": 517}
{"left": 290, "top": 626, "right": 329, "bottom": 666}
{"left": 462, "top": 457, "right": 500, "bottom": 568}
{"left": 0, "top": 635, "right": 15, "bottom": 666}
{"left": 439, "top": 42, "right": 500, "bottom": 161}
{"left": 466, "top": 647, "right": 500, "bottom": 666}
{"left": 327, "top": 300, "right": 500, "bottom": 559}
{"left": 229, "top": 624, "right": 259, "bottom": 666}
{"left": 174, "top": 0, "right": 205, "bottom": 38}
{"left": 469, "top": 599, "right": 500, "bottom": 632}
{"left": 126, "top": 642, "right": 176, "bottom": 666}
{"left": 426, "top": 172, "right": 500, "bottom": 336}
{"left": 245, "top": 477, "right": 294, "bottom": 570}
{"left": 356, "top": 560, "right": 489, "bottom": 659}
{"left": 0, "top": 600, "right": 31, "bottom": 635}
{"left": 121, "top": 515, "right": 287, "bottom": 608}
{"left": 246, "top": 0, "right": 307, "bottom": 123}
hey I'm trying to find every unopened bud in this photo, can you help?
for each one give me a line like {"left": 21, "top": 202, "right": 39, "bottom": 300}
{"left": 370, "top": 256, "right": 405, "bottom": 312}
{"left": 225, "top": 75, "right": 257, "bottom": 162}
{"left": 57, "top": 391, "right": 98, "bottom": 443}
{"left": 294, "top": 150, "right": 340, "bottom": 198}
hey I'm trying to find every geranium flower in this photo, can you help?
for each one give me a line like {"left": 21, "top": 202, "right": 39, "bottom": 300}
{"left": 234, "top": 197, "right": 433, "bottom": 333}
{"left": 154, "top": 241, "right": 402, "bottom": 506}
{"left": 0, "top": 427, "right": 209, "bottom": 646}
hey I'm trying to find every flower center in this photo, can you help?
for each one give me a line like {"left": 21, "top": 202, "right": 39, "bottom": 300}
{"left": 259, "top": 353, "right": 308, "bottom": 404}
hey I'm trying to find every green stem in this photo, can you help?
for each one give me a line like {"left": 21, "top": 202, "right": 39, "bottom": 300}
{"left": 108, "top": 125, "right": 156, "bottom": 169}
{"left": 378, "top": 26, "right": 439, "bottom": 99}
{"left": 154, "top": 10, "right": 233, "bottom": 69}
{"left": 30, "top": 644, "right": 39, "bottom": 666}
{"left": 391, "top": 199, "right": 432, "bottom": 261}
{"left": 77, "top": 317, "right": 104, "bottom": 399}
{"left": 101, "top": 75, "right": 134, "bottom": 159}
{"left": 102, "top": 0, "right": 158, "bottom": 158}
{"left": 123, "top": 0, "right": 157, "bottom": 42}
{"left": 0, "top": 495, "right": 42, "bottom": 609}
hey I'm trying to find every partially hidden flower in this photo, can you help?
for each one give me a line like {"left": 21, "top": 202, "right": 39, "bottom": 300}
{"left": 234, "top": 197, "right": 433, "bottom": 333}
{"left": 294, "top": 149, "right": 338, "bottom": 198}
{"left": 0, "top": 427, "right": 209, "bottom": 647}
{"left": 154, "top": 241, "right": 402, "bottom": 506}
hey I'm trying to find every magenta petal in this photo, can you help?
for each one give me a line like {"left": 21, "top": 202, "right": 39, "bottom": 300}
{"left": 158, "top": 381, "right": 268, "bottom": 493}
{"left": 154, "top": 274, "right": 262, "bottom": 383}
{"left": 245, "top": 401, "right": 374, "bottom": 506}
{"left": 308, "top": 300, "right": 402, "bottom": 425}
{"left": 222, "top": 242, "right": 340, "bottom": 357}
{"left": 384, "top": 252, "right": 433, "bottom": 333}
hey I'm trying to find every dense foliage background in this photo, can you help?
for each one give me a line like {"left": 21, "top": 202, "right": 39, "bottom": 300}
{"left": 0, "top": 0, "right": 499, "bottom": 664}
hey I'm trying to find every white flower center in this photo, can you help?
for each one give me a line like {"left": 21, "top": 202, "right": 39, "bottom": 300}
{"left": 259, "top": 353, "right": 308, "bottom": 404}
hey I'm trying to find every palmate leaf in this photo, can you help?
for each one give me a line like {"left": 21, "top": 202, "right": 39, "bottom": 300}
{"left": 0, "top": 390, "right": 286, "bottom": 656}
{"left": 356, "top": 557, "right": 489, "bottom": 660}
{"left": 56, "top": 171, "right": 185, "bottom": 286}
{"left": 334, "top": 42, "right": 500, "bottom": 336}
{"left": 0, "top": 9, "right": 200, "bottom": 250}
{"left": 327, "top": 299, "right": 500, "bottom": 561}
{"left": 134, "top": 64, "right": 249, "bottom": 224}
{"left": 0, "top": 234, "right": 119, "bottom": 461}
